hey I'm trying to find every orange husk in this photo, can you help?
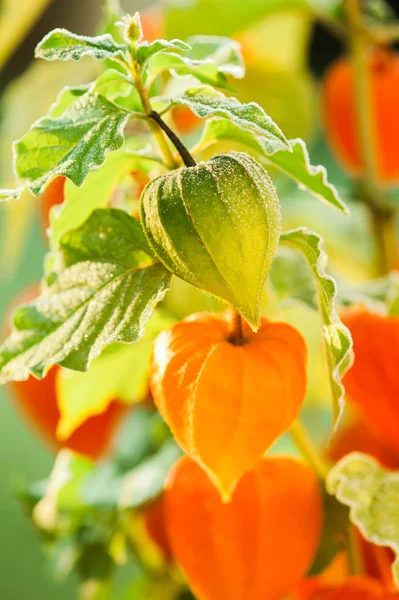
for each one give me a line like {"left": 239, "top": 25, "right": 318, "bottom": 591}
{"left": 165, "top": 455, "right": 322, "bottom": 600}
{"left": 322, "top": 50, "right": 399, "bottom": 183}
{"left": 295, "top": 575, "right": 399, "bottom": 599}
{"left": 342, "top": 309, "right": 399, "bottom": 456}
{"left": 5, "top": 284, "right": 126, "bottom": 460}
{"left": 150, "top": 310, "right": 307, "bottom": 501}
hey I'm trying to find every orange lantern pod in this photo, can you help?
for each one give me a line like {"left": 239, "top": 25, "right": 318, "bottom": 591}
{"left": 39, "top": 176, "right": 65, "bottom": 234}
{"left": 328, "top": 416, "right": 399, "bottom": 470}
{"left": 143, "top": 497, "right": 173, "bottom": 562}
{"left": 150, "top": 310, "right": 307, "bottom": 501}
{"left": 171, "top": 106, "right": 201, "bottom": 134}
{"left": 295, "top": 575, "right": 399, "bottom": 599}
{"left": 322, "top": 50, "right": 399, "bottom": 183}
{"left": 165, "top": 456, "right": 322, "bottom": 600}
{"left": 342, "top": 309, "right": 399, "bottom": 456}
{"left": 140, "top": 7, "right": 165, "bottom": 43}
{"left": 5, "top": 285, "right": 127, "bottom": 461}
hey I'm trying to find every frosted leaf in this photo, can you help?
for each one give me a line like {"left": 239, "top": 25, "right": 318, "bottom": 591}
{"left": 170, "top": 88, "right": 290, "bottom": 152}
{"left": 14, "top": 92, "right": 130, "bottom": 195}
{"left": 35, "top": 29, "right": 126, "bottom": 63}
{"left": 198, "top": 119, "right": 348, "bottom": 214}
{"left": 136, "top": 38, "right": 191, "bottom": 64}
{"left": 185, "top": 35, "right": 245, "bottom": 78}
{"left": 146, "top": 53, "right": 232, "bottom": 90}
{"left": 0, "top": 209, "right": 171, "bottom": 382}
{"left": 280, "top": 227, "right": 353, "bottom": 429}
{"left": 0, "top": 188, "right": 21, "bottom": 201}
{"left": 328, "top": 452, "right": 399, "bottom": 587}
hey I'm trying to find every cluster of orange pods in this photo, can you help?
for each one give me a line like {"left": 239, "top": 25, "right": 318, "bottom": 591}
{"left": 6, "top": 29, "right": 399, "bottom": 597}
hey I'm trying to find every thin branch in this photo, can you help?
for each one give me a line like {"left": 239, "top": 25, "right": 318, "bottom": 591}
{"left": 149, "top": 111, "right": 196, "bottom": 168}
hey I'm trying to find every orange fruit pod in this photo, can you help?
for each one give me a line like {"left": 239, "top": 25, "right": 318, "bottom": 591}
{"left": 342, "top": 309, "right": 399, "bottom": 456}
{"left": 295, "top": 575, "right": 399, "bottom": 599}
{"left": 142, "top": 497, "right": 173, "bottom": 562}
{"left": 140, "top": 7, "right": 165, "bottom": 43}
{"left": 150, "top": 310, "right": 307, "bottom": 501}
{"left": 165, "top": 456, "right": 323, "bottom": 600}
{"left": 9, "top": 368, "right": 126, "bottom": 460}
{"left": 39, "top": 176, "right": 65, "bottom": 234}
{"left": 5, "top": 284, "right": 127, "bottom": 460}
{"left": 171, "top": 106, "right": 201, "bottom": 134}
{"left": 328, "top": 415, "right": 399, "bottom": 471}
{"left": 322, "top": 49, "right": 399, "bottom": 183}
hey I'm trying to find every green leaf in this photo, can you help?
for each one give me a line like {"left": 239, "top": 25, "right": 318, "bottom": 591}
{"left": 14, "top": 92, "right": 131, "bottom": 195}
{"left": 56, "top": 310, "right": 174, "bottom": 440}
{"left": 49, "top": 84, "right": 90, "bottom": 118}
{"left": 116, "top": 440, "right": 182, "bottom": 509}
{"left": 267, "top": 139, "right": 349, "bottom": 215}
{"left": 270, "top": 247, "right": 317, "bottom": 309}
{"left": 141, "top": 152, "right": 281, "bottom": 330}
{"left": 115, "top": 408, "right": 168, "bottom": 472}
{"left": 172, "top": 88, "right": 290, "bottom": 152}
{"left": 197, "top": 119, "right": 348, "bottom": 214}
{"left": 0, "top": 188, "right": 21, "bottom": 201}
{"left": 0, "top": 209, "right": 171, "bottom": 382}
{"left": 136, "top": 39, "right": 191, "bottom": 64}
{"left": 82, "top": 440, "right": 182, "bottom": 510}
{"left": 279, "top": 227, "right": 353, "bottom": 427}
{"left": 49, "top": 139, "right": 160, "bottom": 247}
{"left": 145, "top": 53, "right": 233, "bottom": 90}
{"left": 309, "top": 488, "right": 349, "bottom": 575}
{"left": 186, "top": 35, "right": 245, "bottom": 78}
{"left": 89, "top": 69, "right": 134, "bottom": 100}
{"left": 35, "top": 29, "right": 126, "bottom": 63}
{"left": 33, "top": 450, "right": 93, "bottom": 530}
{"left": 327, "top": 452, "right": 399, "bottom": 587}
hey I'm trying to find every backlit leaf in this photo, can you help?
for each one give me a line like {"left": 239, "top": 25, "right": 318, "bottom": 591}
{"left": 49, "top": 139, "right": 160, "bottom": 247}
{"left": 327, "top": 452, "right": 399, "bottom": 587}
{"left": 14, "top": 92, "right": 130, "bottom": 195}
{"left": 280, "top": 227, "right": 353, "bottom": 428}
{"left": 136, "top": 38, "right": 191, "bottom": 64}
{"left": 171, "top": 88, "right": 290, "bottom": 152}
{"left": 197, "top": 119, "right": 348, "bottom": 213}
{"left": 56, "top": 311, "right": 175, "bottom": 439}
{"left": 145, "top": 53, "right": 232, "bottom": 89}
{"left": 186, "top": 35, "right": 245, "bottom": 78}
{"left": 35, "top": 29, "right": 126, "bottom": 63}
{"left": 0, "top": 209, "right": 171, "bottom": 382}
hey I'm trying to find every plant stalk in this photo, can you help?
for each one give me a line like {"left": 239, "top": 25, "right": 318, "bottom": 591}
{"left": 289, "top": 420, "right": 330, "bottom": 480}
{"left": 346, "top": 524, "right": 364, "bottom": 575}
{"left": 346, "top": 0, "right": 397, "bottom": 275}
{"left": 150, "top": 111, "right": 197, "bottom": 167}
{"left": 132, "top": 68, "right": 178, "bottom": 170}
{"left": 230, "top": 311, "right": 244, "bottom": 344}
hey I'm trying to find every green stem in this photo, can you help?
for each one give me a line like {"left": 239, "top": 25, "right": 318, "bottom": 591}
{"left": 0, "top": 0, "right": 52, "bottom": 70}
{"left": 370, "top": 207, "right": 398, "bottom": 275}
{"left": 132, "top": 67, "right": 178, "bottom": 170}
{"left": 346, "top": 524, "right": 364, "bottom": 575}
{"left": 289, "top": 420, "right": 330, "bottom": 480}
{"left": 346, "top": 0, "right": 397, "bottom": 275}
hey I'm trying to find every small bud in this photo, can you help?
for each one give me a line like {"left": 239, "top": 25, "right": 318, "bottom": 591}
{"left": 120, "top": 12, "right": 143, "bottom": 46}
